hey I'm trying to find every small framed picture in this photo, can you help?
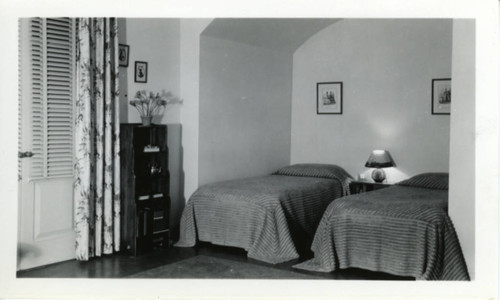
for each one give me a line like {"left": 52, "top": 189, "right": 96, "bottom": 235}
{"left": 118, "top": 44, "right": 129, "bottom": 67}
{"left": 134, "top": 61, "right": 148, "bottom": 83}
{"left": 317, "top": 82, "right": 343, "bottom": 114}
{"left": 432, "top": 78, "right": 451, "bottom": 115}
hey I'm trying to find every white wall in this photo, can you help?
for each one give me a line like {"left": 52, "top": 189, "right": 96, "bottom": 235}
{"left": 119, "top": 18, "right": 181, "bottom": 125}
{"left": 179, "top": 19, "right": 213, "bottom": 200}
{"left": 117, "top": 18, "right": 129, "bottom": 124}
{"left": 198, "top": 36, "right": 292, "bottom": 185}
{"left": 291, "top": 19, "right": 453, "bottom": 182}
{"left": 449, "top": 19, "right": 476, "bottom": 280}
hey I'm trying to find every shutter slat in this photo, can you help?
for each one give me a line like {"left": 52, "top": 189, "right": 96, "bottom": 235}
{"left": 47, "top": 146, "right": 72, "bottom": 150}
{"left": 47, "top": 159, "right": 73, "bottom": 164}
{"left": 46, "top": 28, "right": 71, "bottom": 35}
{"left": 46, "top": 102, "right": 71, "bottom": 106}
{"left": 48, "top": 170, "right": 73, "bottom": 174}
{"left": 47, "top": 49, "right": 71, "bottom": 56}
{"left": 46, "top": 140, "right": 72, "bottom": 144}
{"left": 47, "top": 54, "right": 71, "bottom": 61}
{"left": 48, "top": 151, "right": 72, "bottom": 156}
{"left": 47, "top": 28, "right": 71, "bottom": 35}
{"left": 44, "top": 61, "right": 70, "bottom": 68}
{"left": 47, "top": 73, "right": 72, "bottom": 78}
{"left": 47, "top": 154, "right": 72, "bottom": 157}
{"left": 48, "top": 124, "right": 72, "bottom": 128}
{"left": 47, "top": 109, "right": 72, "bottom": 113}
{"left": 47, "top": 22, "right": 72, "bottom": 28}
{"left": 47, "top": 70, "right": 71, "bottom": 75}
{"left": 47, "top": 39, "right": 71, "bottom": 46}
{"left": 47, "top": 103, "right": 72, "bottom": 109}
{"left": 48, "top": 172, "right": 73, "bottom": 177}
{"left": 48, "top": 170, "right": 73, "bottom": 175}
{"left": 48, "top": 132, "right": 72, "bottom": 136}
{"left": 45, "top": 95, "right": 71, "bottom": 100}
{"left": 47, "top": 91, "right": 72, "bottom": 95}
{"left": 47, "top": 19, "right": 71, "bottom": 26}
{"left": 47, "top": 113, "right": 72, "bottom": 117}
{"left": 47, "top": 154, "right": 72, "bottom": 158}
{"left": 48, "top": 162, "right": 73, "bottom": 166}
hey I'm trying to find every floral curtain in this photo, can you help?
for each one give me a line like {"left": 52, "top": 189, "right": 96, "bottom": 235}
{"left": 74, "top": 18, "right": 120, "bottom": 260}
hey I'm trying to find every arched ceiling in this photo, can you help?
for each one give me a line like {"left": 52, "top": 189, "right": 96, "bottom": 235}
{"left": 202, "top": 18, "right": 340, "bottom": 53}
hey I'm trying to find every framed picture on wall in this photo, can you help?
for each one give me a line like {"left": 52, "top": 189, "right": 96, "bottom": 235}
{"left": 317, "top": 82, "right": 343, "bottom": 114}
{"left": 118, "top": 44, "right": 129, "bottom": 67}
{"left": 432, "top": 78, "right": 451, "bottom": 115}
{"left": 134, "top": 61, "right": 148, "bottom": 83}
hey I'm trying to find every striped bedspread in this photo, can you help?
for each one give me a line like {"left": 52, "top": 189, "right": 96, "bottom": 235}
{"left": 175, "top": 174, "right": 350, "bottom": 264}
{"left": 294, "top": 186, "right": 470, "bottom": 280}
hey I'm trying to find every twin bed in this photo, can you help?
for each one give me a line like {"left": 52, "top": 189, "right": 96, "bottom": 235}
{"left": 175, "top": 164, "right": 353, "bottom": 264}
{"left": 175, "top": 164, "right": 470, "bottom": 280}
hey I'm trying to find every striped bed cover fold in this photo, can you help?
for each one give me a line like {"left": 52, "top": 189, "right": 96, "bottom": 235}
{"left": 175, "top": 174, "right": 350, "bottom": 264}
{"left": 293, "top": 186, "right": 470, "bottom": 280}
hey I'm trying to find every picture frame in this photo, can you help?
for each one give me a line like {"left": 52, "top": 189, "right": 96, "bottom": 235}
{"left": 317, "top": 82, "right": 343, "bottom": 114}
{"left": 118, "top": 44, "right": 129, "bottom": 67}
{"left": 432, "top": 78, "right": 451, "bottom": 115}
{"left": 134, "top": 61, "right": 148, "bottom": 83}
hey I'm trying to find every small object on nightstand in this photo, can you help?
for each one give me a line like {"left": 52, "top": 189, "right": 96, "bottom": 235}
{"left": 144, "top": 144, "right": 160, "bottom": 153}
{"left": 350, "top": 180, "right": 393, "bottom": 194}
{"left": 149, "top": 162, "right": 163, "bottom": 176}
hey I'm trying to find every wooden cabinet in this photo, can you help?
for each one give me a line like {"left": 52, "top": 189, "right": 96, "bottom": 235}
{"left": 120, "top": 124, "right": 170, "bottom": 255}
{"left": 349, "top": 180, "right": 392, "bottom": 194}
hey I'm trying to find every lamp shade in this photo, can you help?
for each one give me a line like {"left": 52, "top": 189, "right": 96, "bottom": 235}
{"left": 365, "top": 150, "right": 395, "bottom": 168}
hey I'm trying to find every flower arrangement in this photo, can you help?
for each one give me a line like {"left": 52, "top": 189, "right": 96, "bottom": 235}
{"left": 129, "top": 90, "right": 182, "bottom": 125}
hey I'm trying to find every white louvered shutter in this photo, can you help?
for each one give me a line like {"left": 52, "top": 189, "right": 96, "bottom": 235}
{"left": 29, "top": 18, "right": 75, "bottom": 179}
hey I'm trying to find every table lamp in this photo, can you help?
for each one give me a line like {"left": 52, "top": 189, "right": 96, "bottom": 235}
{"left": 365, "top": 150, "right": 395, "bottom": 183}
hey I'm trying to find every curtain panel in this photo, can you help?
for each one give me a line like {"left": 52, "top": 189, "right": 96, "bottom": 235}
{"left": 74, "top": 18, "right": 120, "bottom": 260}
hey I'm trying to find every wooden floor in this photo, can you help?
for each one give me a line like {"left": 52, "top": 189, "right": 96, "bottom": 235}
{"left": 17, "top": 242, "right": 414, "bottom": 280}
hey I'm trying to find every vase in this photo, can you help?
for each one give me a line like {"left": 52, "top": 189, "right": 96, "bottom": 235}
{"left": 141, "top": 116, "right": 153, "bottom": 126}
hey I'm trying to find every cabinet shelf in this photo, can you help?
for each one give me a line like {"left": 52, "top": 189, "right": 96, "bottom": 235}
{"left": 137, "top": 193, "right": 165, "bottom": 201}
{"left": 134, "top": 174, "right": 169, "bottom": 181}
{"left": 136, "top": 196, "right": 169, "bottom": 202}
{"left": 120, "top": 124, "right": 171, "bottom": 256}
{"left": 137, "top": 150, "right": 168, "bottom": 155}
{"left": 136, "top": 172, "right": 169, "bottom": 177}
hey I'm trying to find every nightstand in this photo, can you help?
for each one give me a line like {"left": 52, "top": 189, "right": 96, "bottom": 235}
{"left": 350, "top": 180, "right": 393, "bottom": 194}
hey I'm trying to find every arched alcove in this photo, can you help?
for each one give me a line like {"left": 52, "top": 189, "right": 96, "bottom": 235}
{"left": 197, "top": 19, "right": 338, "bottom": 186}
